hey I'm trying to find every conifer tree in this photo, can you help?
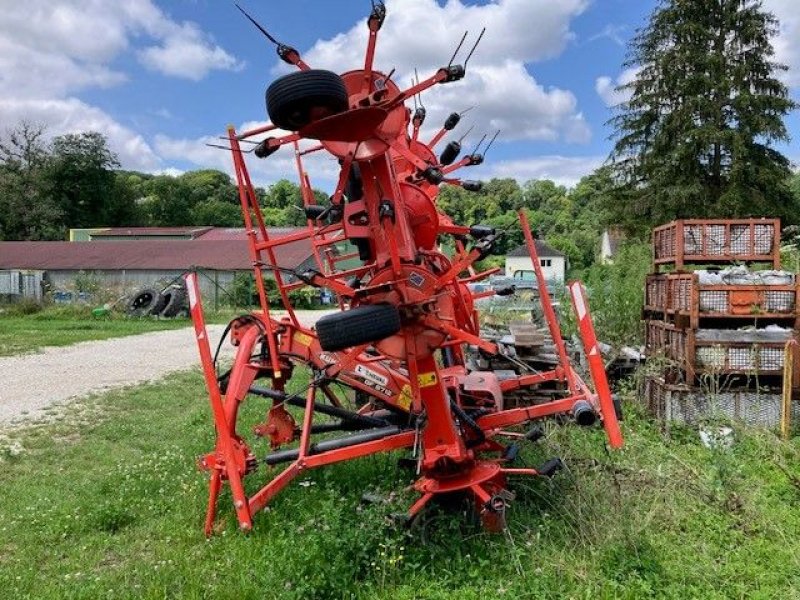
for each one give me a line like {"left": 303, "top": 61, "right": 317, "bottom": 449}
{"left": 609, "top": 0, "right": 796, "bottom": 227}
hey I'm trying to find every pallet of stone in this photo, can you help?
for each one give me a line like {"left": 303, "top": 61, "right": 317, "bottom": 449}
{"left": 644, "top": 269, "right": 798, "bottom": 329}
{"left": 652, "top": 218, "right": 781, "bottom": 272}
{"left": 644, "top": 319, "right": 798, "bottom": 384}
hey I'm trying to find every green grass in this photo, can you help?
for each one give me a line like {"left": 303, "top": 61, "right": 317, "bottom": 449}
{"left": 0, "top": 371, "right": 799, "bottom": 599}
{"left": 0, "top": 305, "right": 326, "bottom": 356}
{"left": 0, "top": 307, "right": 191, "bottom": 356}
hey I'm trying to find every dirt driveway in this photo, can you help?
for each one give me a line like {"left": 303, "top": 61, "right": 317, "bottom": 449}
{"left": 0, "top": 310, "right": 332, "bottom": 425}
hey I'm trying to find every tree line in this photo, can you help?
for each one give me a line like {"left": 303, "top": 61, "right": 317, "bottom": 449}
{"left": 0, "top": 121, "right": 626, "bottom": 273}
{"left": 0, "top": 122, "right": 328, "bottom": 241}
{"left": 0, "top": 120, "right": 797, "bottom": 275}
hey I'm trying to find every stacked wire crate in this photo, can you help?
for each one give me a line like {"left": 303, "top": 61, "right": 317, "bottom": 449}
{"left": 642, "top": 219, "right": 800, "bottom": 427}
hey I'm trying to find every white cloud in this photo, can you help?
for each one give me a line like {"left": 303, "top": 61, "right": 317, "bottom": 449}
{"left": 292, "top": 0, "right": 590, "bottom": 144}
{"left": 154, "top": 122, "right": 341, "bottom": 190}
{"left": 0, "top": 98, "right": 160, "bottom": 171}
{"left": 0, "top": 1, "right": 240, "bottom": 94}
{"left": 138, "top": 22, "right": 243, "bottom": 81}
{"left": 0, "top": 0, "right": 241, "bottom": 171}
{"left": 765, "top": 0, "right": 800, "bottom": 87}
{"left": 595, "top": 67, "right": 640, "bottom": 108}
{"left": 153, "top": 167, "right": 185, "bottom": 177}
{"left": 483, "top": 155, "right": 605, "bottom": 187}
{"left": 587, "top": 24, "right": 627, "bottom": 47}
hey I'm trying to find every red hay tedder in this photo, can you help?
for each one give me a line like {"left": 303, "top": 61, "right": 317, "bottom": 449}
{"left": 187, "top": 2, "right": 623, "bottom": 536}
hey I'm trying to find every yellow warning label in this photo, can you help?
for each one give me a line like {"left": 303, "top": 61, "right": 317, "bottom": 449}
{"left": 418, "top": 372, "right": 438, "bottom": 388}
{"left": 294, "top": 332, "right": 313, "bottom": 347}
{"left": 397, "top": 385, "right": 413, "bottom": 410}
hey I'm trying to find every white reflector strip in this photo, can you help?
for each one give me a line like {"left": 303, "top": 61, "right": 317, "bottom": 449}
{"left": 571, "top": 282, "right": 587, "bottom": 320}
{"left": 186, "top": 273, "right": 198, "bottom": 308}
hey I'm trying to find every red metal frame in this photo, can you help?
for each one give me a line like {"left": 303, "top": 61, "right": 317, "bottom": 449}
{"left": 189, "top": 4, "right": 622, "bottom": 535}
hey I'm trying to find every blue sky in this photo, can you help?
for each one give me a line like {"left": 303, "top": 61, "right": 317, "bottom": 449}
{"left": 1, "top": 0, "right": 797, "bottom": 189}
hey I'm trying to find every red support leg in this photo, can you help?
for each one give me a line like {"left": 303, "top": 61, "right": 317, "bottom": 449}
{"left": 568, "top": 281, "right": 623, "bottom": 449}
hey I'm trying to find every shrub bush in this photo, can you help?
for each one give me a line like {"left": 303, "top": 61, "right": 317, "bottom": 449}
{"left": 228, "top": 273, "right": 282, "bottom": 308}
{"left": 580, "top": 241, "right": 651, "bottom": 348}
{"left": 73, "top": 270, "right": 101, "bottom": 294}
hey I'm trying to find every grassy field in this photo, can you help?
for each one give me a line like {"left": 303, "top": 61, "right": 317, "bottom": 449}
{"left": 0, "top": 371, "right": 799, "bottom": 599}
{"left": 0, "top": 307, "right": 191, "bottom": 356}
{"left": 0, "top": 305, "right": 326, "bottom": 356}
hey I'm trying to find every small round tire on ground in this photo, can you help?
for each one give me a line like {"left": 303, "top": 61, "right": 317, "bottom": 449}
{"left": 158, "top": 284, "right": 188, "bottom": 318}
{"left": 316, "top": 304, "right": 401, "bottom": 352}
{"left": 266, "top": 69, "right": 349, "bottom": 131}
{"left": 127, "top": 288, "right": 162, "bottom": 317}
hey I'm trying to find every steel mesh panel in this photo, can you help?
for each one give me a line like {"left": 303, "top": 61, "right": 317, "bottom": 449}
{"left": 667, "top": 328, "right": 687, "bottom": 363}
{"left": 654, "top": 228, "right": 675, "bottom": 260}
{"left": 699, "top": 290, "right": 728, "bottom": 313}
{"left": 759, "top": 347, "right": 784, "bottom": 371}
{"left": 643, "top": 377, "right": 796, "bottom": 428}
{"left": 728, "top": 347, "right": 756, "bottom": 370}
{"left": 730, "top": 225, "right": 751, "bottom": 254}
{"left": 765, "top": 290, "right": 794, "bottom": 312}
{"left": 646, "top": 276, "right": 667, "bottom": 309}
{"left": 645, "top": 321, "right": 665, "bottom": 353}
{"left": 683, "top": 225, "right": 703, "bottom": 254}
{"left": 697, "top": 346, "right": 725, "bottom": 368}
{"left": 754, "top": 224, "right": 774, "bottom": 254}
{"left": 666, "top": 391, "right": 703, "bottom": 422}
{"left": 643, "top": 377, "right": 665, "bottom": 419}
{"left": 668, "top": 277, "right": 691, "bottom": 311}
{"left": 695, "top": 344, "right": 785, "bottom": 371}
{"left": 704, "top": 225, "right": 726, "bottom": 255}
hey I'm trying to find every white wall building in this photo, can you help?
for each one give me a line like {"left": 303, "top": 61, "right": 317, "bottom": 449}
{"left": 600, "top": 227, "right": 625, "bottom": 264}
{"left": 505, "top": 241, "right": 567, "bottom": 283}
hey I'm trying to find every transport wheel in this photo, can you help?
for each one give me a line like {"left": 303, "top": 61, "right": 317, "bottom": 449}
{"left": 266, "top": 69, "right": 349, "bottom": 131}
{"left": 127, "top": 288, "right": 161, "bottom": 317}
{"left": 316, "top": 304, "right": 401, "bottom": 352}
{"left": 158, "top": 284, "right": 187, "bottom": 318}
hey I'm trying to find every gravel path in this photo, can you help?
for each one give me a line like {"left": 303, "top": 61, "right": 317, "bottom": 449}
{"left": 0, "top": 310, "right": 332, "bottom": 426}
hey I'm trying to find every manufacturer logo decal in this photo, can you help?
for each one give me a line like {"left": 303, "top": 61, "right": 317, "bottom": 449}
{"left": 355, "top": 364, "right": 389, "bottom": 387}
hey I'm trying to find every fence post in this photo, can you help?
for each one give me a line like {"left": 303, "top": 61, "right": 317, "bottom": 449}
{"left": 214, "top": 270, "right": 219, "bottom": 313}
{"left": 781, "top": 340, "right": 795, "bottom": 440}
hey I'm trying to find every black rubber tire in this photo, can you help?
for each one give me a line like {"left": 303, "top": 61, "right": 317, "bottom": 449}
{"left": 316, "top": 304, "right": 401, "bottom": 352}
{"left": 127, "top": 288, "right": 161, "bottom": 317}
{"left": 266, "top": 69, "right": 349, "bottom": 131}
{"left": 158, "top": 284, "right": 187, "bottom": 318}
{"left": 151, "top": 292, "right": 169, "bottom": 315}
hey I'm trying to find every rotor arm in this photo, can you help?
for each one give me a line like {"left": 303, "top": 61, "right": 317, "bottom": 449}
{"left": 235, "top": 3, "right": 310, "bottom": 71}
{"left": 237, "top": 123, "right": 279, "bottom": 140}
{"left": 428, "top": 110, "right": 466, "bottom": 148}
{"left": 441, "top": 155, "right": 474, "bottom": 175}
{"left": 279, "top": 45, "right": 310, "bottom": 71}
{"left": 363, "top": 1, "right": 387, "bottom": 90}
{"left": 442, "top": 178, "right": 483, "bottom": 193}
{"left": 389, "top": 64, "right": 465, "bottom": 110}
{"left": 253, "top": 133, "right": 302, "bottom": 159}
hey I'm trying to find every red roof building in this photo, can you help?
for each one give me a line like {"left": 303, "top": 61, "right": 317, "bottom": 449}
{"left": 0, "top": 228, "right": 316, "bottom": 300}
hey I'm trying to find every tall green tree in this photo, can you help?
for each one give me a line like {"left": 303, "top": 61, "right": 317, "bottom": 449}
{"left": 0, "top": 122, "right": 64, "bottom": 240}
{"left": 46, "top": 132, "right": 122, "bottom": 228}
{"left": 609, "top": 0, "right": 797, "bottom": 229}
